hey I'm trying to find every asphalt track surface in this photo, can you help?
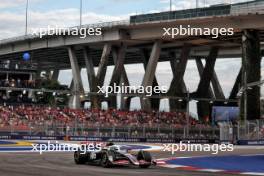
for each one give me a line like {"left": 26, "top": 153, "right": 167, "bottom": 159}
{"left": 1, "top": 148, "right": 263, "bottom": 176}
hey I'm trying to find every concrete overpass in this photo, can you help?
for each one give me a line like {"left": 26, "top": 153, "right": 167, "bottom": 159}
{"left": 0, "top": 10, "right": 264, "bottom": 121}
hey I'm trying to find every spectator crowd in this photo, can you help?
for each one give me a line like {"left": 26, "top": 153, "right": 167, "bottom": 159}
{"left": 0, "top": 79, "right": 36, "bottom": 88}
{"left": 0, "top": 105, "right": 200, "bottom": 130}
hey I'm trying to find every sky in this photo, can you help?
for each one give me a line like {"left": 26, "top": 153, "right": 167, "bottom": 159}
{"left": 0, "top": 0, "right": 261, "bottom": 116}
{"left": 0, "top": 0, "right": 250, "bottom": 38}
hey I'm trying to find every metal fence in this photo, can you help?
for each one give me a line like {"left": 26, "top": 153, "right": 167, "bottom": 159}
{"left": 218, "top": 119, "right": 264, "bottom": 141}
{"left": 3, "top": 114, "right": 264, "bottom": 141}
{"left": 237, "top": 120, "right": 264, "bottom": 140}
{"left": 3, "top": 119, "right": 264, "bottom": 141}
{"left": 0, "top": 122, "right": 219, "bottom": 140}
{"left": 130, "top": 6, "right": 231, "bottom": 24}
{"left": 231, "top": 0, "right": 264, "bottom": 15}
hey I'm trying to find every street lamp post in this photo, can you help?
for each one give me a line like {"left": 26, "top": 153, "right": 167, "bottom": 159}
{"left": 80, "top": 0, "right": 83, "bottom": 26}
{"left": 237, "top": 86, "right": 248, "bottom": 124}
{"left": 244, "top": 78, "right": 247, "bottom": 124}
{"left": 169, "top": 0, "right": 173, "bottom": 20}
{"left": 186, "top": 89, "right": 190, "bottom": 138}
{"left": 25, "top": 0, "right": 29, "bottom": 35}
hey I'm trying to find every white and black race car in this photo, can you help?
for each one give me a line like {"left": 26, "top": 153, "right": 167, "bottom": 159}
{"left": 74, "top": 142, "right": 154, "bottom": 168}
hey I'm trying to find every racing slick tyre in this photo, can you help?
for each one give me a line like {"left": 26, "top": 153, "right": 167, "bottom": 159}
{"left": 137, "top": 150, "right": 152, "bottom": 168}
{"left": 100, "top": 151, "right": 115, "bottom": 168}
{"left": 74, "top": 150, "right": 87, "bottom": 164}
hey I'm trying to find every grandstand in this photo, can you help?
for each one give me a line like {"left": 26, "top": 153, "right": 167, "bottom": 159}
{"left": 0, "top": 0, "right": 264, "bottom": 142}
{"left": 0, "top": 57, "right": 215, "bottom": 140}
{"left": 0, "top": 59, "right": 37, "bottom": 104}
{"left": 0, "top": 105, "right": 213, "bottom": 139}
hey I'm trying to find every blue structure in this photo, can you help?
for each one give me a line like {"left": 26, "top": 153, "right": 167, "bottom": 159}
{"left": 23, "top": 52, "right": 30, "bottom": 61}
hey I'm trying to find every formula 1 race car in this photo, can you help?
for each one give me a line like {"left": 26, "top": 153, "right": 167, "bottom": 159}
{"left": 74, "top": 142, "right": 154, "bottom": 168}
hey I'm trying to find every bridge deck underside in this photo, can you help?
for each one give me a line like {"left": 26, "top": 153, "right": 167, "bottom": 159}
{"left": 0, "top": 31, "right": 264, "bottom": 70}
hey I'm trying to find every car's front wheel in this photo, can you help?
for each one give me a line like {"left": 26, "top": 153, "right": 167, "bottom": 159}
{"left": 137, "top": 150, "right": 152, "bottom": 168}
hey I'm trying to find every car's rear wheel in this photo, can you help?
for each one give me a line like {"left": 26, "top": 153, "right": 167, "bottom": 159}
{"left": 100, "top": 153, "right": 110, "bottom": 168}
{"left": 74, "top": 150, "right": 87, "bottom": 164}
{"left": 137, "top": 150, "right": 152, "bottom": 168}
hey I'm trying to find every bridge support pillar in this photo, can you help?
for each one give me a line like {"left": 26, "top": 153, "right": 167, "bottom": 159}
{"left": 196, "top": 58, "right": 225, "bottom": 100}
{"left": 196, "top": 47, "right": 218, "bottom": 122}
{"left": 68, "top": 46, "right": 84, "bottom": 109}
{"left": 241, "top": 29, "right": 261, "bottom": 120}
{"left": 69, "top": 69, "right": 81, "bottom": 91}
{"left": 108, "top": 45, "right": 127, "bottom": 109}
{"left": 97, "top": 44, "right": 112, "bottom": 87}
{"left": 229, "top": 68, "right": 242, "bottom": 99}
{"left": 96, "top": 44, "right": 112, "bottom": 109}
{"left": 141, "top": 41, "right": 161, "bottom": 111}
{"left": 83, "top": 47, "right": 100, "bottom": 109}
{"left": 211, "top": 69, "right": 225, "bottom": 99}
{"left": 141, "top": 48, "right": 160, "bottom": 111}
{"left": 110, "top": 44, "right": 130, "bottom": 110}
{"left": 120, "top": 74, "right": 131, "bottom": 110}
{"left": 168, "top": 45, "right": 190, "bottom": 112}
{"left": 196, "top": 58, "right": 214, "bottom": 98}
